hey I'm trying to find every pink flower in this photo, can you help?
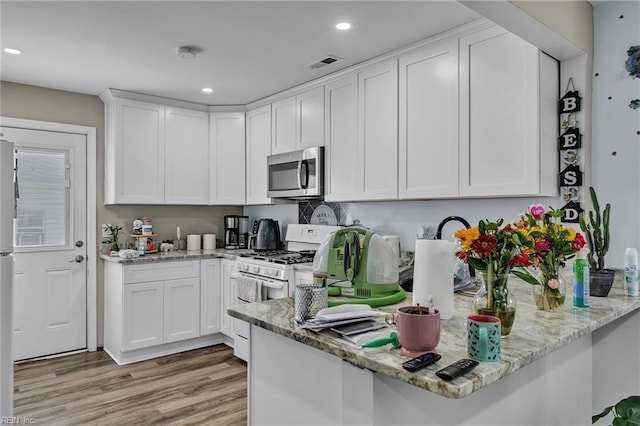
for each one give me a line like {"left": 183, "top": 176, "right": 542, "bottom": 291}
{"left": 571, "top": 233, "right": 586, "bottom": 251}
{"left": 529, "top": 204, "right": 545, "bottom": 220}
{"left": 534, "top": 240, "right": 551, "bottom": 252}
{"left": 547, "top": 278, "right": 560, "bottom": 290}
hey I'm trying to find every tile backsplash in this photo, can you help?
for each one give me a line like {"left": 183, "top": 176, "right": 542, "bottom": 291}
{"left": 298, "top": 201, "right": 350, "bottom": 225}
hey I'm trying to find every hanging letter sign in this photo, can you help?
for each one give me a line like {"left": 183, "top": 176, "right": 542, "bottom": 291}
{"left": 558, "top": 90, "right": 582, "bottom": 114}
{"left": 561, "top": 200, "right": 584, "bottom": 223}
{"left": 559, "top": 164, "right": 583, "bottom": 187}
{"left": 558, "top": 127, "right": 583, "bottom": 150}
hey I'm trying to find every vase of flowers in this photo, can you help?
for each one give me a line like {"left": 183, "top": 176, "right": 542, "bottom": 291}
{"left": 512, "top": 204, "right": 586, "bottom": 311}
{"left": 455, "top": 218, "right": 530, "bottom": 336}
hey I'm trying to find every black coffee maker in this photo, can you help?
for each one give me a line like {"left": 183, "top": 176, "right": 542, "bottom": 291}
{"left": 224, "top": 215, "right": 240, "bottom": 249}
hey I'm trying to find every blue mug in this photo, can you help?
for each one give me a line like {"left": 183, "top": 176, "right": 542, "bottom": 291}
{"left": 467, "top": 314, "right": 501, "bottom": 362}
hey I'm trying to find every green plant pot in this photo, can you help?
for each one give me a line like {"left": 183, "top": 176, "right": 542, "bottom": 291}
{"left": 590, "top": 269, "right": 615, "bottom": 297}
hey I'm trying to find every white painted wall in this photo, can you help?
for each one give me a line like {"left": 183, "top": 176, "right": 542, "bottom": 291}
{"left": 592, "top": 1, "right": 640, "bottom": 269}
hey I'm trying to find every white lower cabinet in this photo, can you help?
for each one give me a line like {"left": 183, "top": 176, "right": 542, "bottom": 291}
{"left": 122, "top": 281, "right": 164, "bottom": 351}
{"left": 163, "top": 277, "right": 200, "bottom": 343}
{"left": 220, "top": 258, "right": 237, "bottom": 337}
{"left": 105, "top": 260, "right": 225, "bottom": 365}
{"left": 200, "top": 259, "right": 221, "bottom": 336}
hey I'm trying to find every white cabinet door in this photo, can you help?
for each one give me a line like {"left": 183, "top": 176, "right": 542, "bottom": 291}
{"left": 399, "top": 39, "right": 459, "bottom": 199}
{"left": 165, "top": 107, "right": 209, "bottom": 204}
{"left": 246, "top": 105, "right": 273, "bottom": 205}
{"left": 459, "top": 27, "right": 543, "bottom": 197}
{"left": 358, "top": 60, "right": 399, "bottom": 200}
{"left": 163, "top": 277, "right": 200, "bottom": 343}
{"left": 271, "top": 87, "right": 324, "bottom": 155}
{"left": 271, "top": 96, "right": 297, "bottom": 155}
{"left": 122, "top": 281, "right": 164, "bottom": 351}
{"left": 220, "top": 259, "right": 236, "bottom": 337}
{"left": 324, "top": 75, "right": 359, "bottom": 202}
{"left": 209, "top": 112, "right": 246, "bottom": 205}
{"left": 113, "top": 98, "right": 165, "bottom": 204}
{"left": 297, "top": 86, "right": 324, "bottom": 150}
{"left": 200, "top": 259, "right": 221, "bottom": 336}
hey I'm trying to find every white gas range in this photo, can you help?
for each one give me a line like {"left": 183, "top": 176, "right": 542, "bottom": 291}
{"left": 234, "top": 224, "right": 341, "bottom": 301}
{"left": 231, "top": 224, "right": 341, "bottom": 362}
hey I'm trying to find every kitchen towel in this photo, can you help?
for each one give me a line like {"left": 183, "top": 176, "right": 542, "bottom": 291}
{"left": 412, "top": 239, "right": 455, "bottom": 319}
{"left": 187, "top": 234, "right": 201, "bottom": 251}
{"left": 203, "top": 234, "right": 216, "bottom": 250}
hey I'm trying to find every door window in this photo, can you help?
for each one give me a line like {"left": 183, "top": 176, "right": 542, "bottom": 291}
{"left": 14, "top": 148, "right": 69, "bottom": 248}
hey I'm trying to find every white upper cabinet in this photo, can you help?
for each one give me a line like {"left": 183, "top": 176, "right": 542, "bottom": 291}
{"left": 399, "top": 39, "right": 459, "bottom": 199}
{"left": 104, "top": 97, "right": 166, "bottom": 204}
{"left": 165, "top": 107, "right": 209, "bottom": 204}
{"left": 357, "top": 60, "right": 398, "bottom": 200}
{"left": 101, "top": 90, "right": 211, "bottom": 205}
{"left": 459, "top": 26, "right": 558, "bottom": 197}
{"left": 209, "top": 112, "right": 246, "bottom": 205}
{"left": 271, "top": 96, "right": 297, "bottom": 154}
{"left": 246, "top": 105, "right": 273, "bottom": 205}
{"left": 297, "top": 87, "right": 325, "bottom": 149}
{"left": 324, "top": 75, "right": 358, "bottom": 202}
{"left": 271, "top": 86, "right": 324, "bottom": 155}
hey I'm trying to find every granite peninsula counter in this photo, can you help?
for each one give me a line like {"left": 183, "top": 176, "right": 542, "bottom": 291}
{"left": 228, "top": 273, "right": 640, "bottom": 425}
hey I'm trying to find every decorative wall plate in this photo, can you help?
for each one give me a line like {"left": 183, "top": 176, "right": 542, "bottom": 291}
{"left": 310, "top": 205, "right": 338, "bottom": 225}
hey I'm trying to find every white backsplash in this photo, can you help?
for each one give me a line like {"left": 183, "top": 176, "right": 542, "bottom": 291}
{"left": 245, "top": 196, "right": 567, "bottom": 253}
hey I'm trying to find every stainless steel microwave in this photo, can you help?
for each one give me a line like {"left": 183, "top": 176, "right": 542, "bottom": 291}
{"left": 267, "top": 146, "right": 324, "bottom": 199}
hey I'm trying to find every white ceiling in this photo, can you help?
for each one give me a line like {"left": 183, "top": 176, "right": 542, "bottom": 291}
{"left": 0, "top": 1, "right": 480, "bottom": 105}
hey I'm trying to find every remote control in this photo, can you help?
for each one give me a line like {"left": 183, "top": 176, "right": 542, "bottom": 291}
{"left": 435, "top": 358, "right": 479, "bottom": 381}
{"left": 402, "top": 352, "right": 441, "bottom": 372}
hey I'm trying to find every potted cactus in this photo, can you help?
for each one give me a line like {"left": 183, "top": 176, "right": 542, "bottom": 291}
{"left": 579, "top": 187, "right": 615, "bottom": 296}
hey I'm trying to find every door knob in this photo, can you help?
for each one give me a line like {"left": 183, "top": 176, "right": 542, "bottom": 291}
{"left": 75, "top": 240, "right": 84, "bottom": 247}
{"left": 69, "top": 255, "right": 85, "bottom": 263}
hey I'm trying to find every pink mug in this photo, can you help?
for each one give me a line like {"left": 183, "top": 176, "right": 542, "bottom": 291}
{"left": 387, "top": 306, "right": 440, "bottom": 357}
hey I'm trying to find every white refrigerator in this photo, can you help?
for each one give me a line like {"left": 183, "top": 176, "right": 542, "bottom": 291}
{"left": 0, "top": 137, "right": 14, "bottom": 417}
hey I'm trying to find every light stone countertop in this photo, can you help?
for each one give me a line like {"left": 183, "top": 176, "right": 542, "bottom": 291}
{"left": 100, "top": 248, "right": 252, "bottom": 264}
{"left": 228, "top": 272, "right": 635, "bottom": 399}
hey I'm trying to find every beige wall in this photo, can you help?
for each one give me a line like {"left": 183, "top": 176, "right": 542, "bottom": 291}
{"left": 0, "top": 81, "right": 242, "bottom": 345}
{"left": 512, "top": 1, "right": 593, "bottom": 55}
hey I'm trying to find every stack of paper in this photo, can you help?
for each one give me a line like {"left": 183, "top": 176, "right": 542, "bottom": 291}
{"left": 300, "top": 304, "right": 384, "bottom": 331}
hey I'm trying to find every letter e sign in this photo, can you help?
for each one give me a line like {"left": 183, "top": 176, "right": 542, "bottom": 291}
{"left": 559, "top": 91, "right": 582, "bottom": 114}
{"left": 558, "top": 128, "right": 582, "bottom": 150}
{"left": 559, "top": 165, "right": 583, "bottom": 187}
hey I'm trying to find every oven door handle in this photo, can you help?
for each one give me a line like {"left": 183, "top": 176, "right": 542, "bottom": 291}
{"left": 261, "top": 279, "right": 284, "bottom": 289}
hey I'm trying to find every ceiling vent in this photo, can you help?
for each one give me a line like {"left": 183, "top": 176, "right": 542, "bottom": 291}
{"left": 307, "top": 55, "right": 343, "bottom": 70}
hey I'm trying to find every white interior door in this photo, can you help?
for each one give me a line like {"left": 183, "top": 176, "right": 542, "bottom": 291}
{"left": 2, "top": 127, "right": 87, "bottom": 361}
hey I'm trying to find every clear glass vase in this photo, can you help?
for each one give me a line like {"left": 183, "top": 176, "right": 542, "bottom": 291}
{"left": 473, "top": 273, "right": 516, "bottom": 336}
{"left": 532, "top": 268, "right": 567, "bottom": 311}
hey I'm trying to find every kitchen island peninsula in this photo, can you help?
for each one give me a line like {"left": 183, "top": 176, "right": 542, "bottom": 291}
{"left": 228, "top": 273, "right": 639, "bottom": 425}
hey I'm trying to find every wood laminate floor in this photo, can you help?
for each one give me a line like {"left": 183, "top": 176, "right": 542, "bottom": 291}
{"left": 13, "top": 345, "right": 247, "bottom": 425}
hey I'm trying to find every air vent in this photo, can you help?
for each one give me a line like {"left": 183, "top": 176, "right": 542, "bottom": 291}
{"left": 307, "top": 55, "right": 343, "bottom": 70}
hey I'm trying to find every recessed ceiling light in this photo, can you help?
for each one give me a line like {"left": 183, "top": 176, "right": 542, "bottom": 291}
{"left": 201, "top": 87, "right": 213, "bottom": 93}
{"left": 4, "top": 48, "right": 22, "bottom": 55}
{"left": 335, "top": 22, "right": 352, "bottom": 31}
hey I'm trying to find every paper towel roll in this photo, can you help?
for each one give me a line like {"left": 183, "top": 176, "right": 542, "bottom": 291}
{"left": 412, "top": 239, "right": 455, "bottom": 319}
{"left": 203, "top": 234, "right": 216, "bottom": 250}
{"left": 187, "top": 234, "right": 201, "bottom": 251}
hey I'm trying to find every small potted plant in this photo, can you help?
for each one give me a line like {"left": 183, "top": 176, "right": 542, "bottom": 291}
{"left": 105, "top": 224, "right": 123, "bottom": 253}
{"left": 593, "top": 395, "right": 640, "bottom": 424}
{"left": 579, "top": 186, "right": 615, "bottom": 296}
